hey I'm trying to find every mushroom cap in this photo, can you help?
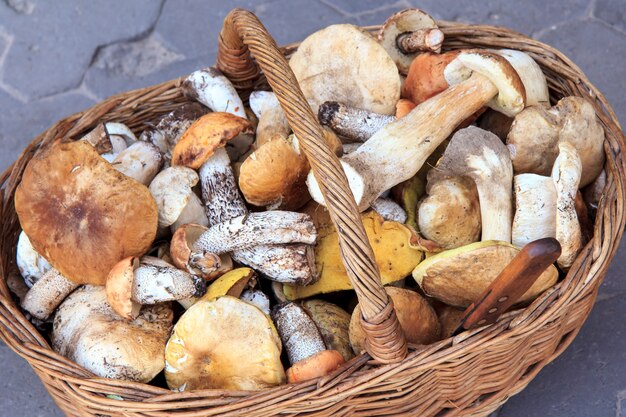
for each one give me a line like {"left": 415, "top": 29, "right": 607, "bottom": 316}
{"left": 170, "top": 223, "right": 209, "bottom": 270}
{"left": 507, "top": 97, "right": 605, "bottom": 187}
{"left": 444, "top": 50, "right": 526, "bottom": 117}
{"left": 412, "top": 241, "right": 558, "bottom": 307}
{"left": 106, "top": 256, "right": 141, "bottom": 320}
{"left": 282, "top": 211, "right": 423, "bottom": 300}
{"left": 15, "top": 141, "right": 158, "bottom": 285}
{"left": 493, "top": 49, "right": 549, "bottom": 106}
{"left": 200, "top": 267, "right": 255, "bottom": 302}
{"left": 52, "top": 285, "right": 173, "bottom": 382}
{"left": 290, "top": 24, "right": 401, "bottom": 115}
{"left": 301, "top": 300, "right": 354, "bottom": 362}
{"left": 149, "top": 166, "right": 200, "bottom": 228}
{"left": 378, "top": 8, "right": 442, "bottom": 74}
{"left": 238, "top": 135, "right": 311, "bottom": 210}
{"left": 402, "top": 51, "right": 460, "bottom": 104}
{"left": 418, "top": 176, "right": 481, "bottom": 249}
{"left": 164, "top": 296, "right": 285, "bottom": 391}
{"left": 286, "top": 349, "right": 345, "bottom": 383}
{"left": 349, "top": 287, "right": 440, "bottom": 354}
{"left": 171, "top": 112, "right": 253, "bottom": 170}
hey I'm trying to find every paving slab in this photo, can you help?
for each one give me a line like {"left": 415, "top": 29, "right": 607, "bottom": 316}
{"left": 0, "top": 1, "right": 625, "bottom": 416}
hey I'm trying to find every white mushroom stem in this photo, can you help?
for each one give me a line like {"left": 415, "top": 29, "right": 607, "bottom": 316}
{"left": 397, "top": 27, "right": 444, "bottom": 53}
{"left": 111, "top": 141, "right": 163, "bottom": 186}
{"left": 182, "top": 67, "right": 247, "bottom": 119}
{"left": 512, "top": 174, "right": 557, "bottom": 247}
{"left": 81, "top": 123, "right": 132, "bottom": 161}
{"left": 193, "top": 212, "right": 317, "bottom": 254}
{"left": 250, "top": 91, "right": 290, "bottom": 146}
{"left": 272, "top": 302, "right": 326, "bottom": 364}
{"left": 309, "top": 71, "right": 502, "bottom": 211}
{"left": 552, "top": 142, "right": 583, "bottom": 269}
{"left": 132, "top": 262, "right": 206, "bottom": 304}
{"left": 199, "top": 148, "right": 316, "bottom": 285}
{"left": 171, "top": 193, "right": 208, "bottom": 232}
{"left": 21, "top": 269, "right": 78, "bottom": 320}
{"left": 240, "top": 289, "right": 271, "bottom": 315}
{"left": 16, "top": 231, "right": 52, "bottom": 288}
{"left": 493, "top": 49, "right": 549, "bottom": 106}
{"left": 318, "top": 101, "right": 395, "bottom": 142}
{"left": 370, "top": 197, "right": 407, "bottom": 223}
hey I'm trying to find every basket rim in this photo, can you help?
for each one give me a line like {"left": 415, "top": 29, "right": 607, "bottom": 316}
{"left": 0, "top": 17, "right": 625, "bottom": 416}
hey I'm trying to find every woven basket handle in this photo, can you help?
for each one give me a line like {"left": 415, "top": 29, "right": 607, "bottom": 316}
{"left": 216, "top": 9, "right": 407, "bottom": 364}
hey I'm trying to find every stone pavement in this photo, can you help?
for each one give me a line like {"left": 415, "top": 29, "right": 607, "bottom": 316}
{"left": 0, "top": 0, "right": 624, "bottom": 416}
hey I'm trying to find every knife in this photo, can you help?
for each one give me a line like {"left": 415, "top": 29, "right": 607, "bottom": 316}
{"left": 452, "top": 237, "right": 562, "bottom": 336}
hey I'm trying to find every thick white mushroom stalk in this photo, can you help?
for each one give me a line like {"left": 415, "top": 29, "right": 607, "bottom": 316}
{"left": 512, "top": 174, "right": 557, "bottom": 247}
{"left": 21, "top": 269, "right": 78, "bottom": 320}
{"left": 182, "top": 67, "right": 247, "bottom": 119}
{"left": 16, "top": 231, "right": 52, "bottom": 288}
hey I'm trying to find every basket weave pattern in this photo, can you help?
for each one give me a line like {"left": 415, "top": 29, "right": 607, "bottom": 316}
{"left": 0, "top": 10, "right": 624, "bottom": 417}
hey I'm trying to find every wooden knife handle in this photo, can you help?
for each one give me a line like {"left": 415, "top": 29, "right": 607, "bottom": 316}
{"left": 458, "top": 238, "right": 562, "bottom": 331}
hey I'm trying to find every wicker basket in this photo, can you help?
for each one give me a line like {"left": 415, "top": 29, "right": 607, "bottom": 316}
{"left": 1, "top": 8, "right": 624, "bottom": 417}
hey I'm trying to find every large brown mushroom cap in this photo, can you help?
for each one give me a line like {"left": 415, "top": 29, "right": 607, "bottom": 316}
{"left": 171, "top": 112, "right": 253, "bottom": 170}
{"left": 15, "top": 141, "right": 158, "bottom": 285}
{"left": 289, "top": 24, "right": 401, "bottom": 115}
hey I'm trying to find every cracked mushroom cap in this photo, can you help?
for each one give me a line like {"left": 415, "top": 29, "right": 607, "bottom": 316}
{"left": 289, "top": 24, "right": 401, "bottom": 115}
{"left": 171, "top": 112, "right": 253, "bottom": 170}
{"left": 15, "top": 141, "right": 158, "bottom": 285}
{"left": 444, "top": 49, "right": 526, "bottom": 117}
{"left": 412, "top": 241, "right": 558, "bottom": 307}
{"left": 164, "top": 296, "right": 285, "bottom": 391}
{"left": 378, "top": 8, "right": 443, "bottom": 74}
{"left": 52, "top": 285, "right": 173, "bottom": 383}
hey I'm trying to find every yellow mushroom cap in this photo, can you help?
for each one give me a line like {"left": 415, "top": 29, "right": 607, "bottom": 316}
{"left": 164, "top": 296, "right": 285, "bottom": 391}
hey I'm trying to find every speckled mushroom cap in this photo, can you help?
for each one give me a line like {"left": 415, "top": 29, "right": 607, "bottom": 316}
{"left": 289, "top": 24, "right": 401, "bottom": 115}
{"left": 15, "top": 140, "right": 158, "bottom": 285}
{"left": 52, "top": 285, "right": 173, "bottom": 383}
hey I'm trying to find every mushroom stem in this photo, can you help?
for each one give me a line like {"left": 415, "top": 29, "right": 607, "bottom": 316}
{"left": 250, "top": 91, "right": 290, "bottom": 147}
{"left": 182, "top": 67, "right": 246, "bottom": 119}
{"left": 309, "top": 72, "right": 499, "bottom": 210}
{"left": 272, "top": 302, "right": 327, "bottom": 364}
{"left": 132, "top": 263, "right": 206, "bottom": 304}
{"left": 111, "top": 141, "right": 163, "bottom": 186}
{"left": 318, "top": 101, "right": 395, "bottom": 142}
{"left": 199, "top": 148, "right": 316, "bottom": 284}
{"left": 397, "top": 28, "right": 444, "bottom": 53}
{"left": 193, "top": 212, "right": 317, "bottom": 254}
{"left": 22, "top": 269, "right": 78, "bottom": 320}
{"left": 370, "top": 197, "right": 407, "bottom": 223}
{"left": 512, "top": 174, "right": 557, "bottom": 247}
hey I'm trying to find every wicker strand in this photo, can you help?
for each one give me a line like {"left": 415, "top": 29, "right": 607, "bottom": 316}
{"left": 217, "top": 8, "right": 407, "bottom": 364}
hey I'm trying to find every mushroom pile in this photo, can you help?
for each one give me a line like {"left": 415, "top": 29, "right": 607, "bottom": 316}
{"left": 11, "top": 8, "right": 606, "bottom": 392}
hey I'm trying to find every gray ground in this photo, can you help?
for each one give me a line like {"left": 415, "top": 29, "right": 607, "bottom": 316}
{"left": 0, "top": 0, "right": 625, "bottom": 416}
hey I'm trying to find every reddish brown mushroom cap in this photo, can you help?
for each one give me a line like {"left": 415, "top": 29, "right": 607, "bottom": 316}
{"left": 171, "top": 112, "right": 253, "bottom": 169}
{"left": 15, "top": 141, "right": 158, "bottom": 285}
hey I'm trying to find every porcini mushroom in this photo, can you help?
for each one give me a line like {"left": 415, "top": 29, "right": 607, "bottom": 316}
{"left": 307, "top": 49, "right": 526, "bottom": 210}
{"left": 21, "top": 268, "right": 78, "bottom": 320}
{"left": 249, "top": 91, "right": 290, "bottom": 146}
{"left": 552, "top": 142, "right": 583, "bottom": 269}
{"left": 172, "top": 116, "right": 317, "bottom": 285}
{"left": 378, "top": 8, "right": 444, "bottom": 74}
{"left": 349, "top": 287, "right": 440, "bottom": 354}
{"left": 507, "top": 96, "right": 605, "bottom": 187}
{"left": 412, "top": 241, "right": 558, "bottom": 307}
{"left": 106, "top": 256, "right": 206, "bottom": 320}
{"left": 289, "top": 24, "right": 401, "bottom": 115}
{"left": 181, "top": 67, "right": 246, "bottom": 118}
{"left": 272, "top": 302, "right": 345, "bottom": 383}
{"left": 15, "top": 141, "right": 158, "bottom": 285}
{"left": 149, "top": 166, "right": 208, "bottom": 232}
{"left": 52, "top": 285, "right": 173, "bottom": 382}
{"left": 512, "top": 174, "right": 557, "bottom": 247}
{"left": 494, "top": 49, "right": 549, "bottom": 106}
{"left": 16, "top": 231, "right": 52, "bottom": 288}
{"left": 164, "top": 296, "right": 285, "bottom": 391}
{"left": 418, "top": 176, "right": 481, "bottom": 249}
{"left": 111, "top": 141, "right": 163, "bottom": 185}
